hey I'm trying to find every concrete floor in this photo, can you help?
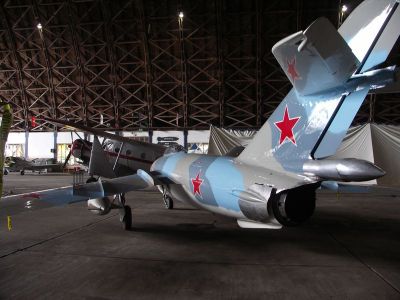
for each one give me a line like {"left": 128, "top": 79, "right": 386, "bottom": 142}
{"left": 1, "top": 173, "right": 400, "bottom": 299}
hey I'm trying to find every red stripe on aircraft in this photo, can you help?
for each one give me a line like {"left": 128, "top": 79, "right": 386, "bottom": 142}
{"left": 22, "top": 192, "right": 41, "bottom": 199}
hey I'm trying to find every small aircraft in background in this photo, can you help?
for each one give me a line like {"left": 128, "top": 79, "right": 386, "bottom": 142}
{"left": 1, "top": 0, "right": 399, "bottom": 231}
{"left": 64, "top": 129, "right": 184, "bottom": 180}
{"left": 3, "top": 156, "right": 64, "bottom": 175}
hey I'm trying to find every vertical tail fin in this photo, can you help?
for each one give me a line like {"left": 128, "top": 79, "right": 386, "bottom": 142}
{"left": 237, "top": 0, "right": 400, "bottom": 173}
{"left": 273, "top": 17, "right": 359, "bottom": 97}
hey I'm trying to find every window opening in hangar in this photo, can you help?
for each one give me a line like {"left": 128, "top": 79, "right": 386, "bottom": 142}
{"left": 57, "top": 144, "right": 79, "bottom": 165}
{"left": 5, "top": 144, "right": 24, "bottom": 157}
{"left": 187, "top": 143, "right": 208, "bottom": 154}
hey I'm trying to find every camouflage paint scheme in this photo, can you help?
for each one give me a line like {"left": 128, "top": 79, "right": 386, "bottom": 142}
{"left": 148, "top": 0, "right": 399, "bottom": 226}
{"left": 152, "top": 152, "right": 305, "bottom": 220}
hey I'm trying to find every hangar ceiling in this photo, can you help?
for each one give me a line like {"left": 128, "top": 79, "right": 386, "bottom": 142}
{"left": 0, "top": 0, "right": 399, "bottom": 132}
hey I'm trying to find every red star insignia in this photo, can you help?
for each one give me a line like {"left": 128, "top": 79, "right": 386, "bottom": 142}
{"left": 191, "top": 172, "right": 203, "bottom": 196}
{"left": 274, "top": 105, "right": 300, "bottom": 146}
{"left": 287, "top": 57, "right": 300, "bottom": 82}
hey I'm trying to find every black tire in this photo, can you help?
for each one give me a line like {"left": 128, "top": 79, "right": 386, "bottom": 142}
{"left": 3, "top": 169, "right": 9, "bottom": 175}
{"left": 164, "top": 196, "right": 174, "bottom": 209}
{"left": 86, "top": 177, "right": 97, "bottom": 183}
{"left": 20, "top": 170, "right": 25, "bottom": 176}
{"left": 122, "top": 205, "right": 132, "bottom": 230}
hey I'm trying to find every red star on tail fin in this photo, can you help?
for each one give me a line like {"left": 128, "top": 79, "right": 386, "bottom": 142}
{"left": 274, "top": 105, "right": 300, "bottom": 146}
{"left": 287, "top": 57, "right": 301, "bottom": 82}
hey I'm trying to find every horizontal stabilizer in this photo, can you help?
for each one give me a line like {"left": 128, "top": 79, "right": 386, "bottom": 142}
{"left": 272, "top": 17, "right": 359, "bottom": 96}
{"left": 339, "top": 0, "right": 400, "bottom": 73}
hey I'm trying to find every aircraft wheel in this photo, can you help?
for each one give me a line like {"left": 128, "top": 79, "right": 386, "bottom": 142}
{"left": 3, "top": 169, "right": 9, "bottom": 175}
{"left": 86, "top": 177, "right": 97, "bottom": 183}
{"left": 163, "top": 195, "right": 174, "bottom": 209}
{"left": 20, "top": 170, "right": 25, "bottom": 176}
{"left": 121, "top": 205, "right": 132, "bottom": 230}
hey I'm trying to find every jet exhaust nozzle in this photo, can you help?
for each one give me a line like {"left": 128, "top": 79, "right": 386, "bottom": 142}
{"left": 303, "top": 158, "right": 385, "bottom": 182}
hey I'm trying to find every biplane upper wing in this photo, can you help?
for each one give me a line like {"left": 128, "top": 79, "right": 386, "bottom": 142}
{"left": 43, "top": 117, "right": 166, "bottom": 153}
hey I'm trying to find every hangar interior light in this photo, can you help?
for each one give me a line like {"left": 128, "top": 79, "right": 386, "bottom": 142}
{"left": 341, "top": 5, "right": 348, "bottom": 13}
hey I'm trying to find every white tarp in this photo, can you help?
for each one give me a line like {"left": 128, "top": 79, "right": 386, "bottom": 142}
{"left": 371, "top": 124, "right": 400, "bottom": 186}
{"left": 329, "top": 124, "right": 377, "bottom": 185}
{"left": 208, "top": 123, "right": 400, "bottom": 187}
{"left": 207, "top": 125, "right": 256, "bottom": 156}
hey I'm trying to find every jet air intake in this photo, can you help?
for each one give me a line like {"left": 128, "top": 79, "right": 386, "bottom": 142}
{"left": 303, "top": 158, "right": 385, "bottom": 182}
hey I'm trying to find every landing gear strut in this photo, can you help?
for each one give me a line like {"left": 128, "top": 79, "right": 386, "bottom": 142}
{"left": 117, "top": 194, "right": 132, "bottom": 230}
{"left": 120, "top": 205, "right": 132, "bottom": 230}
{"left": 163, "top": 194, "right": 174, "bottom": 210}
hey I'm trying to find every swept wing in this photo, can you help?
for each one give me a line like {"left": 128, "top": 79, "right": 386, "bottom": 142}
{"left": 0, "top": 170, "right": 154, "bottom": 217}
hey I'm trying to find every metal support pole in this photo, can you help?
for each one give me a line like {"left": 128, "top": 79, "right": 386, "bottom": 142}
{"left": 113, "top": 142, "right": 124, "bottom": 171}
{"left": 178, "top": 7, "right": 188, "bottom": 129}
{"left": 24, "top": 130, "right": 29, "bottom": 160}
{"left": 53, "top": 130, "right": 58, "bottom": 162}
{"left": 148, "top": 130, "right": 153, "bottom": 144}
{"left": 183, "top": 130, "right": 188, "bottom": 150}
{"left": 137, "top": 0, "right": 154, "bottom": 130}
{"left": 216, "top": 0, "right": 225, "bottom": 127}
{"left": 255, "top": 0, "right": 262, "bottom": 127}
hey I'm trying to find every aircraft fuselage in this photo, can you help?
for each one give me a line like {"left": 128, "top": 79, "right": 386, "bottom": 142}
{"left": 151, "top": 152, "right": 305, "bottom": 219}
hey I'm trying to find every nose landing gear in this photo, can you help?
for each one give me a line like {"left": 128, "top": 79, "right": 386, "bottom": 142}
{"left": 163, "top": 194, "right": 174, "bottom": 209}
{"left": 116, "top": 194, "right": 132, "bottom": 230}
{"left": 120, "top": 205, "right": 132, "bottom": 230}
{"left": 161, "top": 185, "right": 174, "bottom": 209}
